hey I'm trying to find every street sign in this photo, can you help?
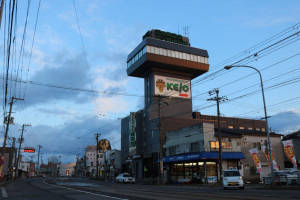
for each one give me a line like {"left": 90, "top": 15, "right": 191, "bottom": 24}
{"left": 24, "top": 147, "right": 35, "bottom": 153}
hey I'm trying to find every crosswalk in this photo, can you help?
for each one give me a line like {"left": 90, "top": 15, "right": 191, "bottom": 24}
{"left": 1, "top": 187, "right": 8, "bottom": 198}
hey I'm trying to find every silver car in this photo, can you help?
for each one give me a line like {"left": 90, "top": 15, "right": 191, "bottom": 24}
{"left": 223, "top": 170, "right": 244, "bottom": 190}
{"left": 116, "top": 173, "right": 135, "bottom": 183}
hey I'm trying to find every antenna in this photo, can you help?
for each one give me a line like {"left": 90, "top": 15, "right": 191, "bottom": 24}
{"left": 183, "top": 26, "right": 191, "bottom": 37}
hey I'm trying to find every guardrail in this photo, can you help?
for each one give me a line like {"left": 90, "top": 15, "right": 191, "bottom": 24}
{"left": 263, "top": 175, "right": 300, "bottom": 186}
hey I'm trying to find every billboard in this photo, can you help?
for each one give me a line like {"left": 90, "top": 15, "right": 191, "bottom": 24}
{"left": 99, "top": 139, "right": 111, "bottom": 151}
{"left": 154, "top": 75, "right": 191, "bottom": 99}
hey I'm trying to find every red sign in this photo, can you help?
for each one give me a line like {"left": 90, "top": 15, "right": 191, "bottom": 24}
{"left": 24, "top": 148, "right": 35, "bottom": 153}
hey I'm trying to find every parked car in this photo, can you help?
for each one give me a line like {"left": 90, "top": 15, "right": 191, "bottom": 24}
{"left": 115, "top": 173, "right": 135, "bottom": 183}
{"left": 222, "top": 170, "right": 244, "bottom": 190}
{"left": 287, "top": 170, "right": 300, "bottom": 185}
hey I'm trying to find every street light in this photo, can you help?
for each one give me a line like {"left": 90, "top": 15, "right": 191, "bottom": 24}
{"left": 224, "top": 65, "right": 274, "bottom": 179}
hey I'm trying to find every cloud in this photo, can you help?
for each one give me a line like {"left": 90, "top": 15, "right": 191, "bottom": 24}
{"left": 22, "top": 51, "right": 94, "bottom": 106}
{"left": 7, "top": 114, "right": 121, "bottom": 164}
{"left": 269, "top": 110, "right": 300, "bottom": 134}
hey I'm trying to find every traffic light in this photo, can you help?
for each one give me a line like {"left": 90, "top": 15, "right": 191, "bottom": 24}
{"left": 24, "top": 147, "right": 35, "bottom": 153}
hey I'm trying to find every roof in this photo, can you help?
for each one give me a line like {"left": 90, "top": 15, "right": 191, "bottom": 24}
{"left": 161, "top": 152, "right": 245, "bottom": 163}
{"left": 127, "top": 37, "right": 209, "bottom": 62}
{"left": 215, "top": 128, "right": 282, "bottom": 137}
{"left": 283, "top": 130, "right": 300, "bottom": 140}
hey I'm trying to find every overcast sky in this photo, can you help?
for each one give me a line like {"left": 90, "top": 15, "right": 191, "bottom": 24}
{"left": 1, "top": 0, "right": 300, "bottom": 163}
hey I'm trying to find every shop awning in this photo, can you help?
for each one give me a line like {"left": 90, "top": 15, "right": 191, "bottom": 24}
{"left": 161, "top": 152, "right": 245, "bottom": 163}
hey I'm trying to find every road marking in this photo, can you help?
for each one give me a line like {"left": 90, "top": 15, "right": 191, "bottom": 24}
{"left": 43, "top": 180, "right": 128, "bottom": 200}
{"left": 1, "top": 187, "right": 8, "bottom": 198}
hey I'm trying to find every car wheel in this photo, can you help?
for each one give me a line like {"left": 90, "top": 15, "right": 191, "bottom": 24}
{"left": 122, "top": 179, "right": 125, "bottom": 183}
{"left": 223, "top": 186, "right": 227, "bottom": 190}
{"left": 240, "top": 186, "right": 244, "bottom": 190}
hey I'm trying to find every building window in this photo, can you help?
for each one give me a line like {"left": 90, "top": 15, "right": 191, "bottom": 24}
{"left": 210, "top": 141, "right": 232, "bottom": 151}
{"left": 190, "top": 142, "right": 200, "bottom": 152}
{"left": 242, "top": 141, "right": 248, "bottom": 146}
{"left": 91, "top": 162, "right": 93, "bottom": 166}
{"left": 256, "top": 128, "right": 260, "bottom": 131}
{"left": 228, "top": 126, "right": 233, "bottom": 129}
{"left": 250, "top": 166, "right": 257, "bottom": 175}
{"left": 248, "top": 127, "right": 253, "bottom": 130}
{"left": 236, "top": 142, "right": 241, "bottom": 146}
{"left": 252, "top": 142, "right": 261, "bottom": 150}
{"left": 239, "top": 126, "right": 244, "bottom": 130}
{"left": 169, "top": 146, "right": 176, "bottom": 155}
{"left": 261, "top": 128, "right": 265, "bottom": 132}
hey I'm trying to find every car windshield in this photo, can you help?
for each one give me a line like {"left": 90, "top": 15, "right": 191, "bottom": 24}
{"left": 224, "top": 171, "right": 240, "bottom": 177}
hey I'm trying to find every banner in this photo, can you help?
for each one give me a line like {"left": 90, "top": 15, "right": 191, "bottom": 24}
{"left": 282, "top": 140, "right": 297, "bottom": 168}
{"left": 261, "top": 145, "right": 279, "bottom": 171}
{"left": 249, "top": 148, "right": 262, "bottom": 174}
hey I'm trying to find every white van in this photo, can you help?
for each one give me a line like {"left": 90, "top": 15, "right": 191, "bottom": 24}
{"left": 223, "top": 170, "right": 244, "bottom": 190}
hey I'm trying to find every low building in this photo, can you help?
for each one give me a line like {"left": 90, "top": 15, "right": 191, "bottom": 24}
{"left": 59, "top": 162, "right": 76, "bottom": 176}
{"left": 0, "top": 147, "right": 17, "bottom": 179}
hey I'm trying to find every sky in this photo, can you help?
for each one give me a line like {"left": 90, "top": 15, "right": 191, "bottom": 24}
{"left": 0, "top": 0, "right": 300, "bottom": 164}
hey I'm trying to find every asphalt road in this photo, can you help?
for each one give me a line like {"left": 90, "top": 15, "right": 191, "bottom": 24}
{"left": 1, "top": 177, "right": 300, "bottom": 200}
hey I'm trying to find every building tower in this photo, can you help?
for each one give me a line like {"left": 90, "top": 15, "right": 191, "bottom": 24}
{"left": 125, "top": 29, "right": 210, "bottom": 179}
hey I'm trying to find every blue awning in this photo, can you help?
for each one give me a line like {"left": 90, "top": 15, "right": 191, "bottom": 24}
{"left": 162, "top": 152, "right": 245, "bottom": 163}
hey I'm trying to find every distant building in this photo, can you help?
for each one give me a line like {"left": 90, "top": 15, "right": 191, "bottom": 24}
{"left": 0, "top": 147, "right": 17, "bottom": 179}
{"left": 59, "top": 162, "right": 76, "bottom": 176}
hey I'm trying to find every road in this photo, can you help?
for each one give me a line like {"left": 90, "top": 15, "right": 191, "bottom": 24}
{"left": 1, "top": 177, "right": 300, "bottom": 200}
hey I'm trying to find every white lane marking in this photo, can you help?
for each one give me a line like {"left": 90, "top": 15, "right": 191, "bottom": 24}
{"left": 1, "top": 187, "right": 8, "bottom": 198}
{"left": 43, "top": 179, "right": 128, "bottom": 200}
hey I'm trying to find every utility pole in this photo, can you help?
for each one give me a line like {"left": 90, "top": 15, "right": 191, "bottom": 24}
{"left": 2, "top": 97, "right": 24, "bottom": 156}
{"left": 15, "top": 124, "right": 30, "bottom": 178}
{"left": 1, "top": 97, "right": 23, "bottom": 178}
{"left": 37, "top": 145, "right": 42, "bottom": 176}
{"left": 95, "top": 133, "right": 101, "bottom": 179}
{"left": 207, "top": 88, "right": 227, "bottom": 183}
{"left": 8, "top": 137, "right": 15, "bottom": 180}
{"left": 0, "top": 0, "right": 4, "bottom": 29}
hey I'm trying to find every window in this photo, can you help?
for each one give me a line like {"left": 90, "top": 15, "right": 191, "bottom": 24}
{"left": 179, "top": 52, "right": 183, "bottom": 59}
{"left": 256, "top": 128, "right": 260, "bottom": 131}
{"left": 250, "top": 166, "right": 257, "bottom": 175}
{"left": 142, "top": 46, "right": 146, "bottom": 54}
{"left": 150, "top": 46, "right": 155, "bottom": 54}
{"left": 239, "top": 126, "right": 244, "bottom": 130}
{"left": 252, "top": 142, "right": 261, "bottom": 150}
{"left": 248, "top": 127, "right": 253, "bottom": 130}
{"left": 190, "top": 142, "right": 200, "bottom": 152}
{"left": 163, "top": 49, "right": 167, "bottom": 56}
{"left": 236, "top": 142, "right": 241, "bottom": 146}
{"left": 91, "top": 162, "right": 93, "bottom": 166}
{"left": 242, "top": 141, "right": 248, "bottom": 146}
{"left": 155, "top": 47, "right": 159, "bottom": 55}
{"left": 169, "top": 146, "right": 176, "bottom": 155}
{"left": 228, "top": 125, "right": 233, "bottom": 129}
{"left": 261, "top": 128, "right": 265, "bottom": 132}
{"left": 139, "top": 50, "right": 142, "bottom": 58}
{"left": 210, "top": 141, "right": 232, "bottom": 151}
{"left": 182, "top": 53, "right": 187, "bottom": 60}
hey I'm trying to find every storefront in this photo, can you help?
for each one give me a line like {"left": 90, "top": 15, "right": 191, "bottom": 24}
{"left": 163, "top": 152, "right": 245, "bottom": 184}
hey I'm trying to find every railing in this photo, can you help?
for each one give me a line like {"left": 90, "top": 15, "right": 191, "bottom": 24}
{"left": 263, "top": 174, "right": 300, "bottom": 186}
